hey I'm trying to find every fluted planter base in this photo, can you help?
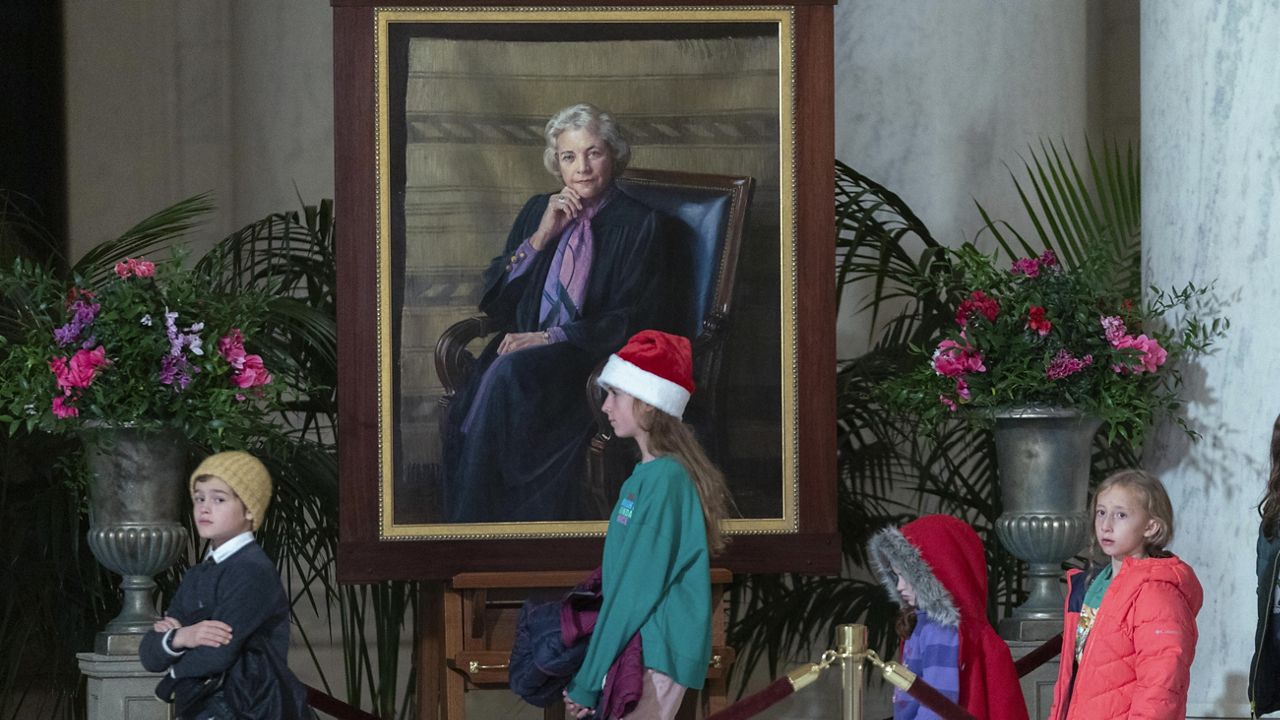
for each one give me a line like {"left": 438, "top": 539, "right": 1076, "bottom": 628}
{"left": 81, "top": 425, "right": 189, "bottom": 654}
{"left": 992, "top": 407, "right": 1101, "bottom": 641}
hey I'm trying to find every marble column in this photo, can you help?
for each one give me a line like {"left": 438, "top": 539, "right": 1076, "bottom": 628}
{"left": 1143, "top": 3, "right": 1280, "bottom": 718}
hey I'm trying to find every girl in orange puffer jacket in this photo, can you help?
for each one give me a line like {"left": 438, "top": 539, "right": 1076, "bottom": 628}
{"left": 1048, "top": 469, "right": 1203, "bottom": 720}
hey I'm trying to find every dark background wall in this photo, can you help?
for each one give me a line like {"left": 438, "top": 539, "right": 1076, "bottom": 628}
{"left": 1, "top": 1, "right": 66, "bottom": 253}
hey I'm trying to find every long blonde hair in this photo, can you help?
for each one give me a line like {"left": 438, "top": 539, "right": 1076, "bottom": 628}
{"left": 636, "top": 402, "right": 733, "bottom": 556}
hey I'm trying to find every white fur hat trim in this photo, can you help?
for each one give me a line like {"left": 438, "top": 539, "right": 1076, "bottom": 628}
{"left": 597, "top": 355, "right": 691, "bottom": 419}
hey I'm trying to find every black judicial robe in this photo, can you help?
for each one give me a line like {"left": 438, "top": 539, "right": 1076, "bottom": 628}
{"left": 443, "top": 188, "right": 661, "bottom": 523}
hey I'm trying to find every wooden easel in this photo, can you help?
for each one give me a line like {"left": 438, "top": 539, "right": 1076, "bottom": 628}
{"left": 416, "top": 569, "right": 735, "bottom": 720}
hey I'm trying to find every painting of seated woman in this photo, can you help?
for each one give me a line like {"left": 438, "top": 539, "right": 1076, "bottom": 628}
{"left": 441, "top": 104, "right": 664, "bottom": 522}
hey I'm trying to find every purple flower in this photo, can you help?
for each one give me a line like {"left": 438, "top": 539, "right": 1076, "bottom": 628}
{"left": 52, "top": 300, "right": 101, "bottom": 347}
{"left": 159, "top": 354, "right": 199, "bottom": 391}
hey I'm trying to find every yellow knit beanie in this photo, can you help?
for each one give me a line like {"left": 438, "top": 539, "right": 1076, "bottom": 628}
{"left": 189, "top": 451, "right": 272, "bottom": 531}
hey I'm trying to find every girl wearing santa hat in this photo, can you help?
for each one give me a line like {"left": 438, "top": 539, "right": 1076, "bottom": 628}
{"left": 563, "top": 329, "right": 732, "bottom": 719}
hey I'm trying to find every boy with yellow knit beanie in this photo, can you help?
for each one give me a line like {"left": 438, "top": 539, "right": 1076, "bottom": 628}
{"left": 139, "top": 451, "right": 310, "bottom": 719}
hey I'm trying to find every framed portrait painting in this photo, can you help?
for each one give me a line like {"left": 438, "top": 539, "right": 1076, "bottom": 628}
{"left": 334, "top": 2, "right": 838, "bottom": 580}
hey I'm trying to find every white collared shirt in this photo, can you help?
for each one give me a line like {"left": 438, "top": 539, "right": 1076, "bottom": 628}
{"left": 207, "top": 531, "right": 254, "bottom": 564}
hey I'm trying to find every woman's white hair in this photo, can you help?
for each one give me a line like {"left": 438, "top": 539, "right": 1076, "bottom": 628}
{"left": 542, "top": 103, "right": 631, "bottom": 177}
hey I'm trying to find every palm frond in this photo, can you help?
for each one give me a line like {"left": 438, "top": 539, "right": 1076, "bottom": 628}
{"left": 976, "top": 139, "right": 1141, "bottom": 295}
{"left": 73, "top": 194, "right": 215, "bottom": 284}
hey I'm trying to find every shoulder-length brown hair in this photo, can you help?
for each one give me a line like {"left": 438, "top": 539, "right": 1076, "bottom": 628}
{"left": 1258, "top": 414, "right": 1280, "bottom": 538}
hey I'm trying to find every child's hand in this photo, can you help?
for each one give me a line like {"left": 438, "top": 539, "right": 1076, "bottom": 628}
{"left": 152, "top": 616, "right": 182, "bottom": 633}
{"left": 171, "top": 620, "right": 234, "bottom": 650}
{"left": 562, "top": 689, "right": 594, "bottom": 718}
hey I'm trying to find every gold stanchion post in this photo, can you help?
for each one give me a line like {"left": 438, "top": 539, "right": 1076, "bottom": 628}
{"left": 837, "top": 624, "right": 867, "bottom": 720}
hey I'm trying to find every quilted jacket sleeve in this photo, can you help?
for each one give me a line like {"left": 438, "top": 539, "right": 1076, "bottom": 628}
{"left": 1128, "top": 580, "right": 1198, "bottom": 720}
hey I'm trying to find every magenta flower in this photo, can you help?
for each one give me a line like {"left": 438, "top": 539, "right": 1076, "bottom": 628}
{"left": 50, "top": 346, "right": 109, "bottom": 392}
{"left": 51, "top": 396, "right": 79, "bottom": 419}
{"left": 932, "top": 336, "right": 986, "bottom": 378}
{"left": 939, "top": 394, "right": 958, "bottom": 412}
{"left": 955, "top": 377, "right": 971, "bottom": 401}
{"left": 218, "top": 329, "right": 272, "bottom": 398}
{"left": 231, "top": 354, "right": 272, "bottom": 390}
{"left": 1011, "top": 257, "right": 1041, "bottom": 277}
{"left": 1046, "top": 350, "right": 1094, "bottom": 380}
{"left": 1011, "top": 250, "right": 1058, "bottom": 277}
{"left": 218, "top": 329, "right": 248, "bottom": 369}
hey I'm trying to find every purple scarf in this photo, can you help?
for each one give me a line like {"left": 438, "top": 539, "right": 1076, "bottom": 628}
{"left": 538, "top": 189, "right": 611, "bottom": 329}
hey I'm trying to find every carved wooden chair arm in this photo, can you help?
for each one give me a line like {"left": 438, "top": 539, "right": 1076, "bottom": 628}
{"left": 435, "top": 314, "right": 505, "bottom": 397}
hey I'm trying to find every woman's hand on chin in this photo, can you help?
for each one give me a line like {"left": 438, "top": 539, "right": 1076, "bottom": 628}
{"left": 498, "top": 331, "right": 550, "bottom": 355}
{"left": 530, "top": 187, "right": 583, "bottom": 250}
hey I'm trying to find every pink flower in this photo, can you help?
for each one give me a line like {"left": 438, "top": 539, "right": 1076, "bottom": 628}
{"left": 955, "top": 377, "right": 971, "bottom": 401}
{"left": 1113, "top": 334, "right": 1167, "bottom": 374}
{"left": 50, "top": 346, "right": 109, "bottom": 392}
{"left": 114, "top": 257, "right": 156, "bottom": 279}
{"left": 1011, "top": 250, "right": 1058, "bottom": 276}
{"left": 932, "top": 336, "right": 986, "bottom": 378}
{"left": 1011, "top": 257, "right": 1041, "bottom": 278}
{"left": 51, "top": 396, "right": 79, "bottom": 419}
{"left": 939, "top": 394, "right": 958, "bottom": 412}
{"left": 1100, "top": 315, "right": 1127, "bottom": 346}
{"left": 1046, "top": 350, "right": 1094, "bottom": 380}
{"left": 955, "top": 290, "right": 999, "bottom": 327}
{"left": 231, "top": 354, "right": 272, "bottom": 390}
{"left": 218, "top": 329, "right": 248, "bottom": 369}
{"left": 1026, "top": 306, "right": 1052, "bottom": 337}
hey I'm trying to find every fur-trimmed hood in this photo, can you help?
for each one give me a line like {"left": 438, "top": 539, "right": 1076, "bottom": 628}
{"left": 868, "top": 522, "right": 961, "bottom": 627}
{"left": 868, "top": 514, "right": 1028, "bottom": 720}
{"left": 868, "top": 515, "right": 992, "bottom": 629}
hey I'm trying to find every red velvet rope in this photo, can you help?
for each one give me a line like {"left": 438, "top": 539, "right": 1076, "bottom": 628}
{"left": 705, "top": 677, "right": 795, "bottom": 720}
{"left": 1014, "top": 632, "right": 1064, "bottom": 678}
{"left": 649, "top": 633, "right": 1065, "bottom": 720}
{"left": 905, "top": 678, "right": 976, "bottom": 720}
{"left": 305, "top": 685, "right": 383, "bottom": 720}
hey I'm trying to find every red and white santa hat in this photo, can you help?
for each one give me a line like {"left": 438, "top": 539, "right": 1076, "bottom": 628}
{"left": 597, "top": 330, "right": 695, "bottom": 418}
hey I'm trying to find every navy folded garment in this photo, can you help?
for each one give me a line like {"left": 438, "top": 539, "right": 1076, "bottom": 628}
{"left": 509, "top": 599, "right": 590, "bottom": 707}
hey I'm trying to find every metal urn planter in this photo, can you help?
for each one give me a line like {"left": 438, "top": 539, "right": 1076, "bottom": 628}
{"left": 81, "top": 425, "right": 188, "bottom": 655}
{"left": 992, "top": 406, "right": 1101, "bottom": 641}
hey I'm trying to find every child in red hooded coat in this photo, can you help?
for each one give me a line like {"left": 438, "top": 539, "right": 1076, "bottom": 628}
{"left": 869, "top": 514, "right": 1028, "bottom": 720}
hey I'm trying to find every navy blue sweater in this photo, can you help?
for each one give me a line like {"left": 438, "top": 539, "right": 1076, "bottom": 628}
{"left": 139, "top": 541, "right": 297, "bottom": 713}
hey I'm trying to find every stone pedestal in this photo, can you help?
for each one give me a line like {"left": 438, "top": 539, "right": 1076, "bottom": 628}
{"left": 77, "top": 652, "right": 170, "bottom": 720}
{"left": 1007, "top": 640, "right": 1060, "bottom": 720}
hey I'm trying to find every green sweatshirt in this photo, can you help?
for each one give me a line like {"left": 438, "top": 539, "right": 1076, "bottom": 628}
{"left": 565, "top": 456, "right": 712, "bottom": 709}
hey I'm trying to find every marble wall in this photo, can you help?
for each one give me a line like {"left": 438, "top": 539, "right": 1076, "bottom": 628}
{"left": 64, "top": 0, "right": 333, "bottom": 259}
{"left": 833, "top": 0, "right": 1138, "bottom": 356}
{"left": 1143, "top": 3, "right": 1280, "bottom": 718}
